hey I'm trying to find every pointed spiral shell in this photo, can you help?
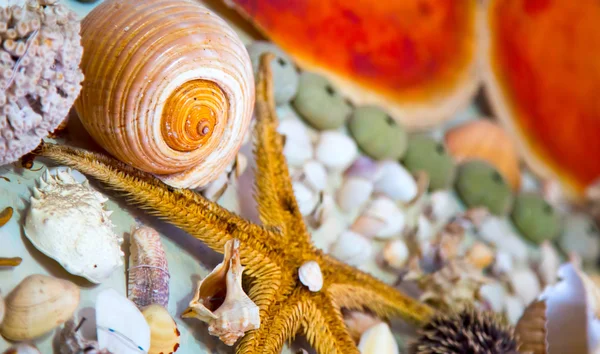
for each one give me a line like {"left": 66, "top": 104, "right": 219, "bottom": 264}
{"left": 75, "top": 0, "right": 254, "bottom": 188}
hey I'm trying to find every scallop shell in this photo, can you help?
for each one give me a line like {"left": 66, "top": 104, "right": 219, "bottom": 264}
{"left": 128, "top": 226, "right": 170, "bottom": 309}
{"left": 142, "top": 304, "right": 180, "bottom": 354}
{"left": 182, "top": 239, "right": 260, "bottom": 346}
{"left": 24, "top": 169, "right": 123, "bottom": 283}
{"left": 0, "top": 274, "right": 80, "bottom": 341}
{"left": 75, "top": 0, "right": 254, "bottom": 189}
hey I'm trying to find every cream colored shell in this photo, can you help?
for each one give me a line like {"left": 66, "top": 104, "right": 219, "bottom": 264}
{"left": 24, "top": 169, "right": 123, "bottom": 284}
{"left": 0, "top": 274, "right": 80, "bottom": 341}
{"left": 142, "top": 304, "right": 181, "bottom": 354}
{"left": 75, "top": 0, "right": 254, "bottom": 189}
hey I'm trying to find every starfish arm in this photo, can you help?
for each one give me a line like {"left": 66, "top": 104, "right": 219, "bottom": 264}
{"left": 253, "top": 53, "right": 310, "bottom": 240}
{"left": 303, "top": 294, "right": 360, "bottom": 354}
{"left": 237, "top": 288, "right": 305, "bottom": 354}
{"left": 325, "top": 257, "right": 435, "bottom": 325}
{"left": 32, "top": 143, "right": 283, "bottom": 263}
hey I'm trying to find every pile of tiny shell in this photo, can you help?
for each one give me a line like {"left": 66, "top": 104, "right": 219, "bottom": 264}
{"left": 198, "top": 40, "right": 600, "bottom": 353}
{"left": 0, "top": 0, "right": 84, "bottom": 165}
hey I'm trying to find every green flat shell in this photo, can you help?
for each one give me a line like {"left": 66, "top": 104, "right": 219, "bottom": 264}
{"left": 454, "top": 160, "right": 513, "bottom": 216}
{"left": 247, "top": 41, "right": 299, "bottom": 106}
{"left": 402, "top": 135, "right": 456, "bottom": 190}
{"left": 511, "top": 193, "right": 562, "bottom": 244}
{"left": 347, "top": 106, "right": 408, "bottom": 160}
{"left": 292, "top": 72, "right": 353, "bottom": 130}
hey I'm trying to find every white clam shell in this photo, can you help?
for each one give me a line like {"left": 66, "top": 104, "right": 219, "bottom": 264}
{"left": 278, "top": 119, "right": 314, "bottom": 166}
{"left": 96, "top": 288, "right": 151, "bottom": 354}
{"left": 24, "top": 169, "right": 123, "bottom": 283}
{"left": 329, "top": 230, "right": 372, "bottom": 266}
{"left": 292, "top": 181, "right": 319, "bottom": 216}
{"left": 373, "top": 161, "right": 417, "bottom": 203}
{"left": 357, "top": 322, "right": 399, "bottom": 354}
{"left": 315, "top": 131, "right": 358, "bottom": 170}
{"left": 337, "top": 177, "right": 374, "bottom": 213}
{"left": 299, "top": 261, "right": 323, "bottom": 292}
{"left": 508, "top": 267, "right": 541, "bottom": 306}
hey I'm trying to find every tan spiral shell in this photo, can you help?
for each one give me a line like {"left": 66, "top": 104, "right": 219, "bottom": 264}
{"left": 75, "top": 0, "right": 254, "bottom": 188}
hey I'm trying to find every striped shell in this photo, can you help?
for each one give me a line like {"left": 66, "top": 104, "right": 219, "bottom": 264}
{"left": 75, "top": 0, "right": 254, "bottom": 188}
{"left": 128, "top": 226, "right": 169, "bottom": 309}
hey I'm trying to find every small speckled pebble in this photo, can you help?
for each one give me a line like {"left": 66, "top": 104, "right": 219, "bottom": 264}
{"left": 511, "top": 193, "right": 561, "bottom": 244}
{"left": 293, "top": 72, "right": 353, "bottom": 130}
{"left": 455, "top": 160, "right": 513, "bottom": 216}
{"left": 348, "top": 106, "right": 408, "bottom": 160}
{"left": 402, "top": 135, "right": 456, "bottom": 191}
{"left": 246, "top": 41, "right": 299, "bottom": 106}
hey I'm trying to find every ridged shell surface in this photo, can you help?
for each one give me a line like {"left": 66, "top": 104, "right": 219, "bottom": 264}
{"left": 76, "top": 0, "right": 255, "bottom": 188}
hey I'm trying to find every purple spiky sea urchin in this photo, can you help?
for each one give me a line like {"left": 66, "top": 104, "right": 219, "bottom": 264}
{"left": 411, "top": 307, "right": 520, "bottom": 354}
{"left": 0, "top": 0, "right": 84, "bottom": 165}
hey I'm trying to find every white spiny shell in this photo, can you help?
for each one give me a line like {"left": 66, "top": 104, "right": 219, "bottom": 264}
{"left": 329, "top": 230, "right": 372, "bottom": 266}
{"left": 96, "top": 288, "right": 151, "bottom": 354}
{"left": 183, "top": 239, "right": 260, "bottom": 346}
{"left": 24, "top": 169, "right": 123, "bottom": 283}
{"left": 278, "top": 119, "right": 313, "bottom": 166}
{"left": 298, "top": 261, "right": 323, "bottom": 292}
{"left": 337, "top": 177, "right": 374, "bottom": 213}
{"left": 373, "top": 161, "right": 417, "bottom": 203}
{"left": 315, "top": 131, "right": 358, "bottom": 170}
{"left": 358, "top": 322, "right": 399, "bottom": 354}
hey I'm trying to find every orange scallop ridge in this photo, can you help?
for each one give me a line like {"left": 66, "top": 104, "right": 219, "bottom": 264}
{"left": 487, "top": 0, "right": 600, "bottom": 198}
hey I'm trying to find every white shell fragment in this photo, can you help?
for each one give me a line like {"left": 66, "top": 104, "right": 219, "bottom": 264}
{"left": 293, "top": 181, "right": 319, "bottom": 216}
{"left": 183, "top": 239, "right": 260, "bottom": 346}
{"left": 315, "top": 131, "right": 358, "bottom": 170}
{"left": 24, "top": 169, "right": 123, "bottom": 283}
{"left": 337, "top": 177, "right": 374, "bottom": 213}
{"left": 357, "top": 322, "right": 399, "bottom": 354}
{"left": 299, "top": 261, "right": 323, "bottom": 292}
{"left": 354, "top": 197, "right": 405, "bottom": 239}
{"left": 96, "top": 288, "right": 151, "bottom": 354}
{"left": 373, "top": 161, "right": 417, "bottom": 203}
{"left": 299, "top": 160, "right": 328, "bottom": 192}
{"left": 278, "top": 119, "right": 313, "bottom": 166}
{"left": 329, "top": 230, "right": 373, "bottom": 266}
{"left": 382, "top": 239, "right": 409, "bottom": 269}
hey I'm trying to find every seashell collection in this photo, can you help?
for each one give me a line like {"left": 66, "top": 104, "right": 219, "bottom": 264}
{"left": 0, "top": 0, "right": 599, "bottom": 353}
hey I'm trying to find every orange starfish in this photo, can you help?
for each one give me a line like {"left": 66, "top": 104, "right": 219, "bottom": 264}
{"left": 30, "top": 54, "right": 433, "bottom": 353}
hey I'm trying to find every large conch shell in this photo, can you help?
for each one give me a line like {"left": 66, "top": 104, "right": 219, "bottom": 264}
{"left": 182, "top": 239, "right": 260, "bottom": 346}
{"left": 0, "top": 274, "right": 80, "bottom": 341}
{"left": 76, "top": 0, "right": 255, "bottom": 189}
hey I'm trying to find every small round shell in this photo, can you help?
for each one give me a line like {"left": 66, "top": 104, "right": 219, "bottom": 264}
{"left": 298, "top": 261, "right": 323, "bottom": 292}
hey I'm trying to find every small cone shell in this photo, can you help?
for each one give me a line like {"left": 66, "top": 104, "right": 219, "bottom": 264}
{"left": 0, "top": 275, "right": 80, "bottom": 341}
{"left": 76, "top": 0, "right": 254, "bottom": 189}
{"left": 142, "top": 304, "right": 181, "bottom": 354}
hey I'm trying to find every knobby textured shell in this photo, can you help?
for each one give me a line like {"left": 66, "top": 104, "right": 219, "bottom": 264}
{"left": 75, "top": 0, "right": 254, "bottom": 188}
{"left": 0, "top": 0, "right": 84, "bottom": 165}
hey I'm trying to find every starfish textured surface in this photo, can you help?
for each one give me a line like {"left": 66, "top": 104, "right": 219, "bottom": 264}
{"left": 31, "top": 53, "right": 434, "bottom": 353}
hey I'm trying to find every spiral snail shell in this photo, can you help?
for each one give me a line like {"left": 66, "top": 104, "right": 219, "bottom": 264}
{"left": 76, "top": 0, "right": 254, "bottom": 188}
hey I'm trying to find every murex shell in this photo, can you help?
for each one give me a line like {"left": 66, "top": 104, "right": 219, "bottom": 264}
{"left": 24, "top": 169, "right": 123, "bottom": 283}
{"left": 128, "top": 226, "right": 170, "bottom": 309}
{"left": 182, "top": 239, "right": 260, "bottom": 346}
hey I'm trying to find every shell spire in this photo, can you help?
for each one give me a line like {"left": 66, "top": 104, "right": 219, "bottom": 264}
{"left": 128, "top": 226, "right": 170, "bottom": 309}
